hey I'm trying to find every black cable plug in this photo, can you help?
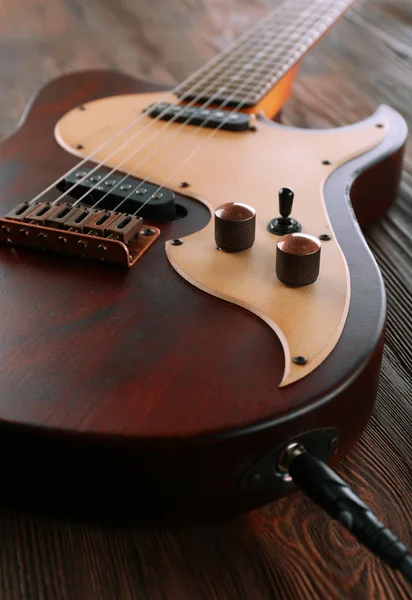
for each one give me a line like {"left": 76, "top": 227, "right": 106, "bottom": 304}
{"left": 284, "top": 444, "right": 412, "bottom": 584}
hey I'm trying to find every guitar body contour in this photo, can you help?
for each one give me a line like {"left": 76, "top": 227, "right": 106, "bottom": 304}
{"left": 0, "top": 70, "right": 407, "bottom": 522}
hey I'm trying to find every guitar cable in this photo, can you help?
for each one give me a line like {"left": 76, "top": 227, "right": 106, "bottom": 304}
{"left": 281, "top": 443, "right": 412, "bottom": 584}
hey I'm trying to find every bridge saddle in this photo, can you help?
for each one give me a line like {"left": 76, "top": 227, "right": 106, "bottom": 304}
{"left": 0, "top": 202, "right": 159, "bottom": 268}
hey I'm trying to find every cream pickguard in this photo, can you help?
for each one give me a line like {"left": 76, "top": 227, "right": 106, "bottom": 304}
{"left": 55, "top": 92, "right": 386, "bottom": 386}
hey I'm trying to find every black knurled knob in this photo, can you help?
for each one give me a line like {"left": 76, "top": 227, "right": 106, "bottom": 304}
{"left": 215, "top": 202, "right": 256, "bottom": 252}
{"left": 276, "top": 233, "right": 321, "bottom": 286}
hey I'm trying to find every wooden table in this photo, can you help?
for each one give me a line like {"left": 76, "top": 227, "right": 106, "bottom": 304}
{"left": 1, "top": 0, "right": 412, "bottom": 598}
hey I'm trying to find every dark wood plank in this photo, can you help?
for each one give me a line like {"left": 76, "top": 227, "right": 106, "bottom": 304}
{"left": 0, "top": 0, "right": 412, "bottom": 598}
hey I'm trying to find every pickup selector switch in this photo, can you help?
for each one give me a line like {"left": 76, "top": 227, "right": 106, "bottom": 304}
{"left": 276, "top": 233, "right": 321, "bottom": 286}
{"left": 268, "top": 188, "right": 302, "bottom": 236}
{"left": 215, "top": 202, "right": 256, "bottom": 252}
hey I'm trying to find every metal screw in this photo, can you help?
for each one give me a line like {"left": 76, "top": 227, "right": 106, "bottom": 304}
{"left": 39, "top": 232, "right": 48, "bottom": 241}
{"left": 19, "top": 229, "right": 29, "bottom": 237}
{"left": 120, "top": 184, "right": 132, "bottom": 190}
{"left": 80, "top": 253, "right": 86, "bottom": 260}
{"left": 179, "top": 182, "right": 190, "bottom": 188}
{"left": 293, "top": 356, "right": 307, "bottom": 366}
{"left": 5, "top": 237, "right": 12, "bottom": 244}
{"left": 58, "top": 236, "right": 67, "bottom": 245}
{"left": 1, "top": 226, "right": 10, "bottom": 234}
{"left": 77, "top": 240, "right": 87, "bottom": 248}
{"left": 171, "top": 239, "right": 183, "bottom": 246}
{"left": 319, "top": 234, "right": 331, "bottom": 241}
{"left": 98, "top": 244, "right": 107, "bottom": 253}
{"left": 153, "top": 193, "right": 163, "bottom": 199}
{"left": 141, "top": 228, "right": 156, "bottom": 237}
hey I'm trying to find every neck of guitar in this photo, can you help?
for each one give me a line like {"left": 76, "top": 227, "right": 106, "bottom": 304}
{"left": 178, "top": 0, "right": 355, "bottom": 112}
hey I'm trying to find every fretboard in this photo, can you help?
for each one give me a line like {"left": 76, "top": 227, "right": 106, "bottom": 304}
{"left": 178, "top": 0, "right": 355, "bottom": 108}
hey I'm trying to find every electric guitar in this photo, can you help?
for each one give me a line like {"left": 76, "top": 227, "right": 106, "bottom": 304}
{"left": 0, "top": 0, "right": 408, "bottom": 524}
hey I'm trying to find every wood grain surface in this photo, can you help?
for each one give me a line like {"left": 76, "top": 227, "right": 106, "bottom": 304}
{"left": 0, "top": 0, "right": 412, "bottom": 598}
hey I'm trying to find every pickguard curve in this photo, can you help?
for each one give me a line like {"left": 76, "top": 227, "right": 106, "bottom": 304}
{"left": 54, "top": 92, "right": 387, "bottom": 386}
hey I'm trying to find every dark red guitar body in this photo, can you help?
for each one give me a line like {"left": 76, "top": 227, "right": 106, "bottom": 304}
{"left": 0, "top": 71, "right": 407, "bottom": 522}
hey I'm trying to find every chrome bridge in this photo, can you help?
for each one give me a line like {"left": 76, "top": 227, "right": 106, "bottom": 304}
{"left": 0, "top": 202, "right": 160, "bottom": 268}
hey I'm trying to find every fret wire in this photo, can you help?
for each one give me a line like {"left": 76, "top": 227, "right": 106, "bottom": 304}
{"left": 185, "top": 28, "right": 322, "bottom": 86}
{"left": 179, "top": 0, "right": 353, "bottom": 103}
{"left": 198, "top": 2, "right": 315, "bottom": 54}
{"left": 172, "top": 0, "right": 345, "bottom": 120}
{"left": 210, "top": 4, "right": 301, "bottom": 57}
{"left": 200, "top": 0, "right": 347, "bottom": 70}
{"left": 197, "top": 0, "right": 351, "bottom": 59}
{"left": 185, "top": 47, "right": 346, "bottom": 102}
{"left": 175, "top": 0, "right": 306, "bottom": 97}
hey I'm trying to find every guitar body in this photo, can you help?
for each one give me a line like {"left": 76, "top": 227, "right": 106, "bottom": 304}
{"left": 0, "top": 70, "right": 407, "bottom": 522}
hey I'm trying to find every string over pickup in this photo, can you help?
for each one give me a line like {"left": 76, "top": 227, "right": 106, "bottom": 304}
{"left": 145, "top": 103, "right": 252, "bottom": 132}
{"left": 59, "top": 168, "right": 176, "bottom": 221}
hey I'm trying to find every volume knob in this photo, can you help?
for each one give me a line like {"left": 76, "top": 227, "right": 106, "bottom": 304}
{"left": 215, "top": 202, "right": 256, "bottom": 252}
{"left": 276, "top": 233, "right": 321, "bottom": 286}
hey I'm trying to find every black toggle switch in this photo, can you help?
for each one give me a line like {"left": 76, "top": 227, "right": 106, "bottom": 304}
{"left": 267, "top": 187, "right": 302, "bottom": 236}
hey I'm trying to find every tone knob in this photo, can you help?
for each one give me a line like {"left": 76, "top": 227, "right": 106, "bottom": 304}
{"left": 276, "top": 233, "right": 321, "bottom": 286}
{"left": 215, "top": 202, "right": 256, "bottom": 252}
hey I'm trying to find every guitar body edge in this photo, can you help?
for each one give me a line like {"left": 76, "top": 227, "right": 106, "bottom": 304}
{"left": 0, "top": 70, "right": 406, "bottom": 522}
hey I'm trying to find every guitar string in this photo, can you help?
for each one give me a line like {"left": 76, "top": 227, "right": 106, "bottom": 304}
{"left": 47, "top": 0, "right": 323, "bottom": 209}
{"left": 48, "top": 0, "right": 303, "bottom": 207}
{"left": 69, "top": 0, "right": 340, "bottom": 212}
{"left": 28, "top": 0, "right": 296, "bottom": 206}
{"left": 127, "top": 0, "right": 346, "bottom": 219}
{"left": 71, "top": 0, "right": 325, "bottom": 210}
{"left": 105, "top": 0, "right": 343, "bottom": 217}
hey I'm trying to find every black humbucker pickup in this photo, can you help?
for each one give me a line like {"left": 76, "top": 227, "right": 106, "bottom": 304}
{"left": 59, "top": 169, "right": 176, "bottom": 221}
{"left": 145, "top": 103, "right": 251, "bottom": 132}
